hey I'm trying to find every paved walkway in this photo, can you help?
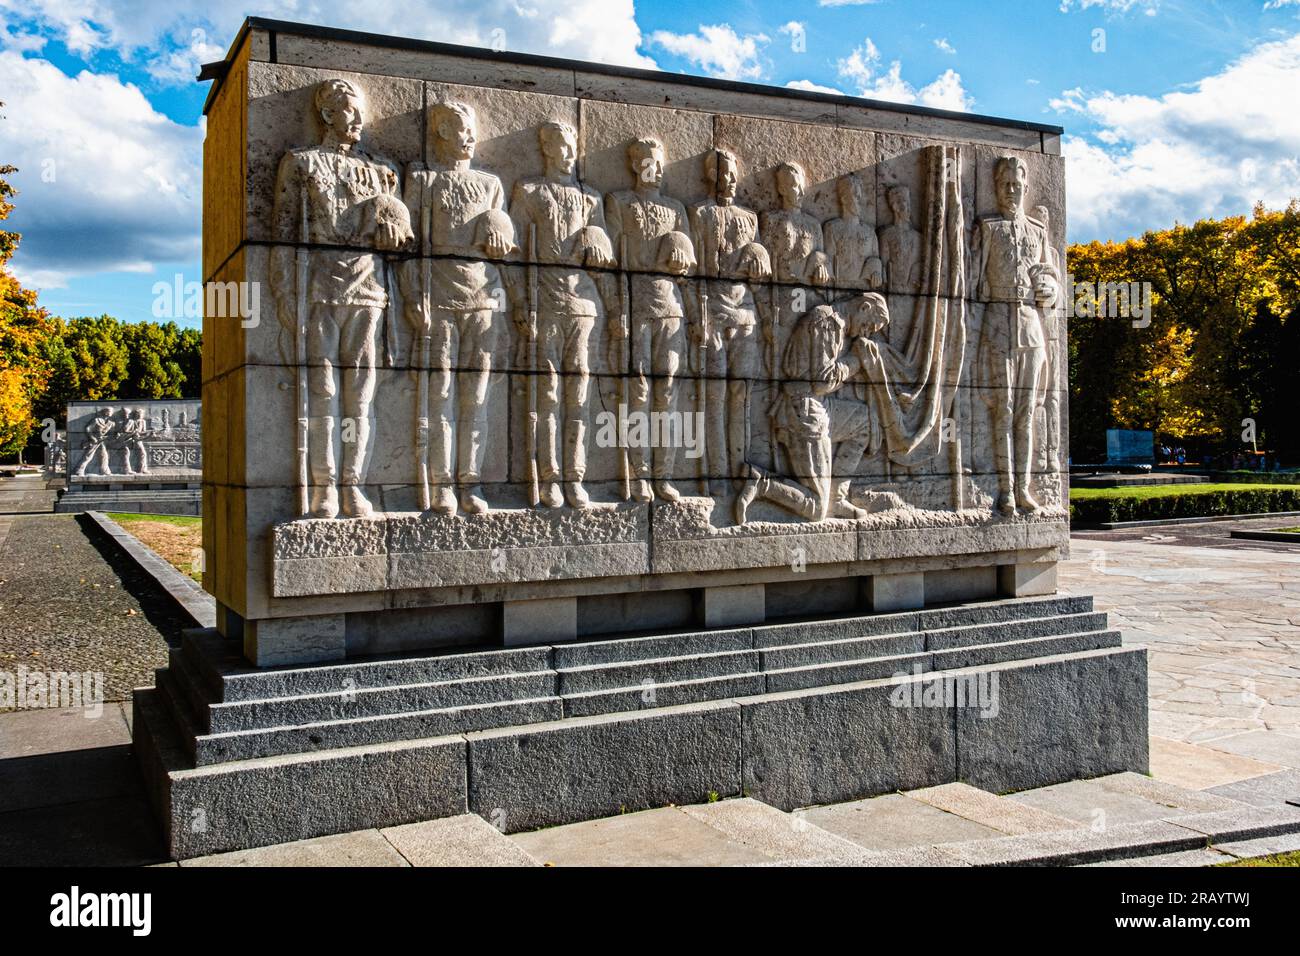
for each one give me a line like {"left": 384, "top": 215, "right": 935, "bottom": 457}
{"left": 1061, "top": 518, "right": 1300, "bottom": 787}
{"left": 0, "top": 473, "right": 58, "bottom": 516}
{"left": 0, "top": 515, "right": 1296, "bottom": 865}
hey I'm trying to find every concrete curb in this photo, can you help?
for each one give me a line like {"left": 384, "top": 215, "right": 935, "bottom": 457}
{"left": 1076, "top": 510, "right": 1300, "bottom": 531}
{"left": 1229, "top": 529, "right": 1300, "bottom": 543}
{"left": 85, "top": 510, "right": 215, "bottom": 629}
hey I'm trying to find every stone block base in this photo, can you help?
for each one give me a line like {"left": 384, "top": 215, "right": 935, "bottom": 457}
{"left": 133, "top": 593, "right": 1147, "bottom": 858}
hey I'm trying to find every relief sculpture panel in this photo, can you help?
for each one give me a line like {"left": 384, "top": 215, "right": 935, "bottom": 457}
{"left": 220, "top": 65, "right": 1067, "bottom": 614}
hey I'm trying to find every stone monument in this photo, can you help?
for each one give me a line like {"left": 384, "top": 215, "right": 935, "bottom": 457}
{"left": 56, "top": 399, "right": 201, "bottom": 515}
{"left": 134, "top": 18, "right": 1147, "bottom": 858}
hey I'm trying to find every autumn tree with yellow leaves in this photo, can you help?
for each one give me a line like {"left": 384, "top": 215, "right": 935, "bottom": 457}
{"left": 1068, "top": 203, "right": 1300, "bottom": 464}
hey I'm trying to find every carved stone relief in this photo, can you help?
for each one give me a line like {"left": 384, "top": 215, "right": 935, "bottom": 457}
{"left": 262, "top": 76, "right": 1064, "bottom": 551}
{"left": 67, "top": 401, "right": 202, "bottom": 481}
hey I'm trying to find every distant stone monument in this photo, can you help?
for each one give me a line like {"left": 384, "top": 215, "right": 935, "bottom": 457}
{"left": 134, "top": 18, "right": 1147, "bottom": 859}
{"left": 1106, "top": 428, "right": 1155, "bottom": 466}
{"left": 56, "top": 399, "right": 201, "bottom": 515}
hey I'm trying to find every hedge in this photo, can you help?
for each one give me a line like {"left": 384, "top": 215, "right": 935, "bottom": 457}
{"left": 1070, "top": 486, "right": 1300, "bottom": 525}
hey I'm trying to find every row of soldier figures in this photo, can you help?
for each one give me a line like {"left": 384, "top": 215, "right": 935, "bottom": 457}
{"left": 269, "top": 78, "right": 1062, "bottom": 523}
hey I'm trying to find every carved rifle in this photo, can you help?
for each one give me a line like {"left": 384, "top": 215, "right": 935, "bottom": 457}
{"left": 294, "top": 180, "right": 310, "bottom": 517}
{"left": 525, "top": 222, "right": 540, "bottom": 507}
{"left": 696, "top": 284, "right": 709, "bottom": 495}
{"left": 616, "top": 233, "right": 631, "bottom": 501}
{"left": 416, "top": 194, "right": 432, "bottom": 511}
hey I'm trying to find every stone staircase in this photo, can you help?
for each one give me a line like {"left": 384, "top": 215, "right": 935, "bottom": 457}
{"left": 176, "top": 772, "right": 1300, "bottom": 866}
{"left": 153, "top": 594, "right": 1114, "bottom": 766}
{"left": 134, "top": 592, "right": 1151, "bottom": 859}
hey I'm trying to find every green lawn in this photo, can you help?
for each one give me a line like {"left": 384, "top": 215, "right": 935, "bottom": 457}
{"left": 1070, "top": 482, "right": 1300, "bottom": 501}
{"left": 1070, "top": 482, "right": 1300, "bottom": 524}
{"left": 1217, "top": 850, "right": 1300, "bottom": 867}
{"left": 107, "top": 512, "right": 203, "bottom": 582}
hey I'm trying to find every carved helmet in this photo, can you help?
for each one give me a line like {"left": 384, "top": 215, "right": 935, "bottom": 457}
{"left": 574, "top": 225, "right": 613, "bottom": 265}
{"left": 475, "top": 208, "right": 517, "bottom": 257}
{"left": 656, "top": 231, "right": 696, "bottom": 275}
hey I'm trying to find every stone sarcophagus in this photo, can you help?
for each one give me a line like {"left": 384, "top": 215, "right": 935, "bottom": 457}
{"left": 131, "top": 18, "right": 1145, "bottom": 860}
{"left": 202, "top": 21, "right": 1072, "bottom": 667}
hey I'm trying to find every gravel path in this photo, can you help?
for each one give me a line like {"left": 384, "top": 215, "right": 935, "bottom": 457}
{"left": 0, "top": 513, "right": 185, "bottom": 706}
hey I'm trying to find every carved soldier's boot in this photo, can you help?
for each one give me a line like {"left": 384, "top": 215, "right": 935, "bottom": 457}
{"left": 539, "top": 482, "right": 563, "bottom": 508}
{"left": 734, "top": 464, "right": 766, "bottom": 525}
{"left": 340, "top": 484, "right": 374, "bottom": 519}
{"left": 458, "top": 420, "right": 488, "bottom": 515}
{"left": 631, "top": 478, "right": 654, "bottom": 503}
{"left": 564, "top": 419, "right": 590, "bottom": 509}
{"left": 459, "top": 484, "right": 488, "bottom": 515}
{"left": 564, "top": 481, "right": 590, "bottom": 509}
{"left": 1015, "top": 482, "right": 1042, "bottom": 515}
{"left": 831, "top": 480, "right": 867, "bottom": 519}
{"left": 995, "top": 487, "right": 1016, "bottom": 516}
{"left": 310, "top": 484, "right": 339, "bottom": 519}
{"left": 430, "top": 485, "right": 456, "bottom": 516}
{"left": 654, "top": 444, "right": 680, "bottom": 503}
{"left": 654, "top": 481, "right": 680, "bottom": 503}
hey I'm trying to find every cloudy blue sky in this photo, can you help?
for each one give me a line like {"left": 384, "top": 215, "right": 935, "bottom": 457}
{"left": 2, "top": 0, "right": 1298, "bottom": 325}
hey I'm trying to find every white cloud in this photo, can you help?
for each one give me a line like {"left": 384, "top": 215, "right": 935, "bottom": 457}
{"left": 1058, "top": 0, "right": 1160, "bottom": 14}
{"left": 0, "top": 1, "right": 658, "bottom": 84}
{"left": 649, "top": 24, "right": 769, "bottom": 80}
{"left": 1053, "top": 32, "right": 1300, "bottom": 241}
{"left": 0, "top": 52, "right": 202, "bottom": 289}
{"left": 918, "top": 69, "right": 973, "bottom": 111}
{"left": 818, "top": 0, "right": 883, "bottom": 6}
{"left": 835, "top": 37, "right": 973, "bottom": 111}
{"left": 934, "top": 37, "right": 956, "bottom": 54}
{"left": 786, "top": 79, "right": 845, "bottom": 95}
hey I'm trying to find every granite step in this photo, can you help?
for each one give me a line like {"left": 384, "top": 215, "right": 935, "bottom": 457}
{"left": 759, "top": 611, "right": 1109, "bottom": 669}
{"left": 765, "top": 631, "right": 1123, "bottom": 694}
{"left": 205, "top": 670, "right": 559, "bottom": 733}
{"left": 191, "top": 696, "right": 563, "bottom": 766}
{"left": 184, "top": 631, "right": 554, "bottom": 703}
{"left": 555, "top": 648, "right": 761, "bottom": 695}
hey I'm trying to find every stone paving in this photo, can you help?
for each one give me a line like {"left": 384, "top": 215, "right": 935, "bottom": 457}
{"left": 0, "top": 474, "right": 58, "bottom": 516}
{"left": 0, "top": 513, "right": 182, "bottom": 706}
{"left": 1060, "top": 519, "right": 1300, "bottom": 777}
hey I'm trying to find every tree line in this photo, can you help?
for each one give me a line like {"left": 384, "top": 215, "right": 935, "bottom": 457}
{"left": 1068, "top": 202, "right": 1300, "bottom": 465}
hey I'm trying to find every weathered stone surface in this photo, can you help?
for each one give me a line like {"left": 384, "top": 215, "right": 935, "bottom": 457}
{"left": 380, "top": 813, "right": 542, "bottom": 866}
{"left": 466, "top": 702, "right": 742, "bottom": 833}
{"left": 955, "top": 647, "right": 1150, "bottom": 794}
{"left": 201, "top": 19, "right": 1071, "bottom": 657}
{"left": 740, "top": 673, "right": 958, "bottom": 811}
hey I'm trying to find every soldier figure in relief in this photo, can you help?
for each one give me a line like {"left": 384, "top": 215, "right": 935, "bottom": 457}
{"left": 399, "top": 100, "right": 515, "bottom": 516}
{"left": 761, "top": 161, "right": 831, "bottom": 289}
{"left": 823, "top": 173, "right": 884, "bottom": 290}
{"left": 74, "top": 407, "right": 115, "bottom": 477}
{"left": 510, "top": 121, "right": 616, "bottom": 510}
{"left": 735, "top": 296, "right": 890, "bottom": 523}
{"left": 123, "top": 407, "right": 151, "bottom": 476}
{"left": 271, "top": 77, "right": 413, "bottom": 519}
{"left": 971, "top": 156, "right": 1059, "bottom": 515}
{"left": 689, "top": 148, "right": 771, "bottom": 494}
{"left": 1033, "top": 203, "right": 1063, "bottom": 478}
{"left": 605, "top": 137, "right": 695, "bottom": 504}
{"left": 878, "top": 184, "right": 922, "bottom": 295}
